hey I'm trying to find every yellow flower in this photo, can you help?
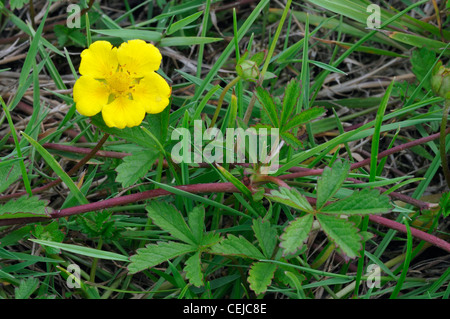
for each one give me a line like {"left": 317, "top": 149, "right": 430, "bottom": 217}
{"left": 73, "top": 40, "right": 171, "bottom": 129}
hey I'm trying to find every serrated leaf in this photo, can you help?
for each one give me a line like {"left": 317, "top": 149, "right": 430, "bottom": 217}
{"left": 316, "top": 160, "right": 351, "bottom": 210}
{"left": 210, "top": 234, "right": 264, "bottom": 259}
{"left": 199, "top": 232, "right": 222, "bottom": 248}
{"left": 321, "top": 188, "right": 392, "bottom": 215}
{"left": 248, "top": 262, "right": 277, "bottom": 295}
{"left": 252, "top": 218, "right": 277, "bottom": 258}
{"left": 146, "top": 201, "right": 196, "bottom": 245}
{"left": 256, "top": 86, "right": 279, "bottom": 127}
{"left": 32, "top": 221, "right": 65, "bottom": 255}
{"left": 280, "top": 79, "right": 301, "bottom": 126}
{"left": 0, "top": 196, "right": 51, "bottom": 220}
{"left": 266, "top": 187, "right": 314, "bottom": 213}
{"left": 116, "top": 149, "right": 159, "bottom": 188}
{"left": 188, "top": 206, "right": 205, "bottom": 244}
{"left": 280, "top": 131, "right": 303, "bottom": 149}
{"left": 128, "top": 241, "right": 196, "bottom": 274}
{"left": 316, "top": 214, "right": 362, "bottom": 259}
{"left": 184, "top": 251, "right": 204, "bottom": 287}
{"left": 283, "top": 107, "right": 325, "bottom": 132}
{"left": 280, "top": 214, "right": 314, "bottom": 256}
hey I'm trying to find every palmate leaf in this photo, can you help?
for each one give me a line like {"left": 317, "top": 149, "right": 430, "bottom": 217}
{"left": 316, "top": 214, "right": 362, "bottom": 259}
{"left": 316, "top": 160, "right": 351, "bottom": 210}
{"left": 321, "top": 188, "right": 392, "bottom": 215}
{"left": 280, "top": 214, "right": 314, "bottom": 256}
{"left": 128, "top": 241, "right": 196, "bottom": 274}
{"left": 115, "top": 149, "right": 159, "bottom": 188}
{"left": 248, "top": 262, "right": 277, "bottom": 295}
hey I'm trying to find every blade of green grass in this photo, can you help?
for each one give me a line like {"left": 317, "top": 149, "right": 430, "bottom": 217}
{"left": 30, "top": 239, "right": 129, "bottom": 262}
{"left": 0, "top": 98, "right": 32, "bottom": 196}
{"left": 21, "top": 132, "right": 88, "bottom": 205}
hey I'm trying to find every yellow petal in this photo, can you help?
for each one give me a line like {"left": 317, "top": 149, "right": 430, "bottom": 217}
{"left": 101, "top": 95, "right": 146, "bottom": 129}
{"left": 133, "top": 72, "right": 171, "bottom": 114}
{"left": 73, "top": 76, "right": 109, "bottom": 116}
{"left": 79, "top": 41, "right": 118, "bottom": 78}
{"left": 117, "top": 40, "right": 162, "bottom": 76}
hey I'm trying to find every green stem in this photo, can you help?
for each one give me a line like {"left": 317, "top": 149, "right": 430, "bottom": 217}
{"left": 89, "top": 237, "right": 103, "bottom": 283}
{"left": 440, "top": 99, "right": 450, "bottom": 189}
{"left": 209, "top": 76, "right": 241, "bottom": 128}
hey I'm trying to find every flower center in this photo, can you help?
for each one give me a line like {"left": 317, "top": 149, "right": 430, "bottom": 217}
{"left": 107, "top": 70, "right": 134, "bottom": 95}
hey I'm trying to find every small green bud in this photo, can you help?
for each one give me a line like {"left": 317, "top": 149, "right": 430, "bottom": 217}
{"left": 236, "top": 59, "right": 260, "bottom": 82}
{"left": 431, "top": 61, "right": 450, "bottom": 99}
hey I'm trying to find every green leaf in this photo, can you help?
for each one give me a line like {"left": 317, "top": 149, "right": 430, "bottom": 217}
{"left": 389, "top": 32, "right": 450, "bottom": 55}
{"left": 167, "top": 11, "right": 203, "bottom": 35}
{"left": 256, "top": 86, "right": 279, "bottom": 127}
{"left": 0, "top": 196, "right": 51, "bottom": 220}
{"left": 411, "top": 47, "right": 436, "bottom": 90}
{"left": 216, "top": 164, "right": 252, "bottom": 199}
{"left": 309, "top": 60, "right": 348, "bottom": 75}
{"left": 280, "top": 130, "right": 303, "bottom": 149}
{"left": 90, "top": 113, "right": 164, "bottom": 150}
{"left": 210, "top": 234, "right": 264, "bottom": 260}
{"left": 316, "top": 160, "right": 351, "bottom": 210}
{"left": 252, "top": 217, "right": 278, "bottom": 258}
{"left": 91, "top": 29, "right": 162, "bottom": 42}
{"left": 115, "top": 149, "right": 159, "bottom": 188}
{"left": 53, "top": 25, "right": 86, "bottom": 47}
{"left": 160, "top": 37, "right": 223, "bottom": 47}
{"left": 9, "top": 0, "right": 28, "bottom": 10}
{"left": 0, "top": 161, "right": 22, "bottom": 193}
{"left": 128, "top": 241, "right": 196, "bottom": 274}
{"left": 146, "top": 201, "right": 197, "bottom": 245}
{"left": 30, "top": 239, "right": 129, "bottom": 261}
{"left": 266, "top": 187, "right": 314, "bottom": 213}
{"left": 21, "top": 132, "right": 88, "bottom": 205}
{"left": 32, "top": 221, "right": 65, "bottom": 255}
{"left": 247, "top": 262, "right": 277, "bottom": 295}
{"left": 188, "top": 206, "right": 205, "bottom": 244}
{"left": 283, "top": 107, "right": 325, "bottom": 132}
{"left": 280, "top": 79, "right": 301, "bottom": 126}
{"left": 280, "top": 214, "right": 314, "bottom": 256}
{"left": 184, "top": 251, "right": 204, "bottom": 287}
{"left": 316, "top": 214, "right": 362, "bottom": 259}
{"left": 321, "top": 189, "right": 392, "bottom": 215}
{"left": 14, "top": 277, "right": 39, "bottom": 299}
